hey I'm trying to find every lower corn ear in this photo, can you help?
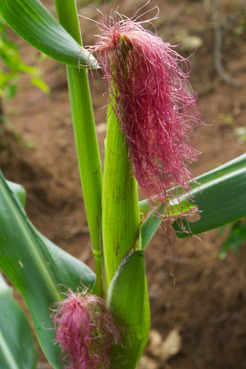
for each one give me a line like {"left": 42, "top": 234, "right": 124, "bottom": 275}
{"left": 107, "top": 250, "right": 150, "bottom": 369}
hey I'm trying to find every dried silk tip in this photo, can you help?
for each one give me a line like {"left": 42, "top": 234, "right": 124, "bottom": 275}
{"left": 51, "top": 289, "right": 120, "bottom": 369}
{"left": 89, "top": 7, "right": 203, "bottom": 211}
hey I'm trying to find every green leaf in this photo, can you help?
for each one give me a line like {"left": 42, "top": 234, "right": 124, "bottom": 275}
{"left": 139, "top": 154, "right": 246, "bottom": 243}
{"left": 5, "top": 83, "right": 18, "bottom": 100}
{"left": 30, "top": 77, "right": 50, "bottom": 94}
{"left": 0, "top": 0, "right": 99, "bottom": 68}
{"left": 218, "top": 220, "right": 246, "bottom": 259}
{"left": 187, "top": 153, "right": 246, "bottom": 188}
{"left": 6, "top": 180, "right": 26, "bottom": 208}
{"left": 0, "top": 172, "right": 96, "bottom": 369}
{"left": 173, "top": 154, "right": 246, "bottom": 237}
{"left": 0, "top": 273, "right": 38, "bottom": 369}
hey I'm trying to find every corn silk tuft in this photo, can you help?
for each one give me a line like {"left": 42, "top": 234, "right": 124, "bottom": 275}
{"left": 51, "top": 289, "right": 120, "bottom": 369}
{"left": 88, "top": 6, "right": 203, "bottom": 211}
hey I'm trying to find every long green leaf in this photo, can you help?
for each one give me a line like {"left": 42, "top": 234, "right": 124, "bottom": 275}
{"left": 140, "top": 154, "right": 246, "bottom": 214}
{"left": 140, "top": 154, "right": 246, "bottom": 244}
{"left": 0, "top": 274, "right": 38, "bottom": 369}
{"left": 173, "top": 164, "right": 246, "bottom": 238}
{"left": 188, "top": 153, "right": 246, "bottom": 187}
{"left": 0, "top": 0, "right": 98, "bottom": 68}
{"left": 0, "top": 172, "right": 96, "bottom": 369}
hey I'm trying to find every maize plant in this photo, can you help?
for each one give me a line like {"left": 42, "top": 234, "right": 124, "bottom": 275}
{"left": 0, "top": 1, "right": 245, "bottom": 368}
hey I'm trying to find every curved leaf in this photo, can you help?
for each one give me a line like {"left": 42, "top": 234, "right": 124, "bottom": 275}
{"left": 139, "top": 154, "right": 246, "bottom": 244}
{"left": 188, "top": 153, "right": 246, "bottom": 187}
{"left": 6, "top": 180, "right": 26, "bottom": 208}
{"left": 0, "top": 273, "right": 38, "bottom": 369}
{"left": 0, "top": 0, "right": 99, "bottom": 68}
{"left": 0, "top": 172, "right": 96, "bottom": 369}
{"left": 173, "top": 164, "right": 246, "bottom": 238}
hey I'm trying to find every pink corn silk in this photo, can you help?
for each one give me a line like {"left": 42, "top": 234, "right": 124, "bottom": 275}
{"left": 52, "top": 290, "right": 120, "bottom": 369}
{"left": 91, "top": 12, "right": 202, "bottom": 211}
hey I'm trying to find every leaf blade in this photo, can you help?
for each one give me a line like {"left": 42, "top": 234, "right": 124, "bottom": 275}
{"left": 6, "top": 180, "right": 26, "bottom": 208}
{"left": 0, "top": 0, "right": 98, "bottom": 68}
{"left": 139, "top": 154, "right": 246, "bottom": 244}
{"left": 0, "top": 172, "right": 96, "bottom": 369}
{"left": 0, "top": 274, "right": 38, "bottom": 369}
{"left": 173, "top": 166, "right": 246, "bottom": 237}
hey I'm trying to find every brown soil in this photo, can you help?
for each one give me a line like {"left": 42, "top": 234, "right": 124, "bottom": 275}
{"left": 1, "top": 0, "right": 246, "bottom": 368}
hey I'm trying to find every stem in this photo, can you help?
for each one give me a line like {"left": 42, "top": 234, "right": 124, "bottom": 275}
{"left": 102, "top": 99, "right": 140, "bottom": 289}
{"left": 53, "top": 1, "right": 82, "bottom": 44}
{"left": 54, "top": 0, "right": 103, "bottom": 297}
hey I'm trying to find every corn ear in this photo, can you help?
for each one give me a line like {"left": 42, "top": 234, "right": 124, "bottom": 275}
{"left": 102, "top": 100, "right": 140, "bottom": 289}
{"left": 107, "top": 250, "right": 150, "bottom": 369}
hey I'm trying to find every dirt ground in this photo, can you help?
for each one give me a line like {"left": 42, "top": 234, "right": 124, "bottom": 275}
{"left": 1, "top": 0, "right": 246, "bottom": 368}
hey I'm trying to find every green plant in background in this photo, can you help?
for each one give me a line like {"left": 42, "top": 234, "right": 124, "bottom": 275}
{"left": 219, "top": 113, "right": 246, "bottom": 143}
{"left": 0, "top": 15, "right": 49, "bottom": 122}
{"left": 234, "top": 9, "right": 246, "bottom": 36}
{"left": 218, "top": 220, "right": 246, "bottom": 260}
{"left": 0, "top": 1, "right": 245, "bottom": 369}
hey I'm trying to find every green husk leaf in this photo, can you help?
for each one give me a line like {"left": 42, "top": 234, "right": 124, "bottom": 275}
{"left": 107, "top": 251, "right": 150, "bottom": 369}
{"left": 102, "top": 100, "right": 140, "bottom": 288}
